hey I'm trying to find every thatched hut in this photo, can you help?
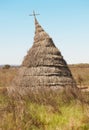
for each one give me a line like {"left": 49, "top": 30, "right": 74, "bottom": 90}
{"left": 8, "top": 17, "right": 76, "bottom": 96}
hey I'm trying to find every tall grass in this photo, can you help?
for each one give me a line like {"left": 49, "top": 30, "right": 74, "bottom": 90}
{"left": 0, "top": 88, "right": 89, "bottom": 130}
{"left": 0, "top": 66, "right": 89, "bottom": 129}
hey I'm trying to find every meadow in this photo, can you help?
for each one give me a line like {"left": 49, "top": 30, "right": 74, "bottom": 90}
{"left": 0, "top": 64, "right": 89, "bottom": 130}
{"left": 69, "top": 64, "right": 89, "bottom": 87}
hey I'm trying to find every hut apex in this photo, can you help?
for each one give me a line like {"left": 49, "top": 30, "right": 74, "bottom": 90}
{"left": 8, "top": 14, "right": 76, "bottom": 95}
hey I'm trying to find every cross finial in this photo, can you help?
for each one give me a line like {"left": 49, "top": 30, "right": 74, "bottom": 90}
{"left": 29, "top": 10, "right": 40, "bottom": 19}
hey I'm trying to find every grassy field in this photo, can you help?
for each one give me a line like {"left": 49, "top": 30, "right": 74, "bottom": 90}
{"left": 69, "top": 64, "right": 89, "bottom": 87}
{"left": 0, "top": 64, "right": 89, "bottom": 130}
{"left": 0, "top": 64, "right": 89, "bottom": 88}
{"left": 0, "top": 88, "right": 89, "bottom": 130}
{"left": 0, "top": 67, "right": 18, "bottom": 88}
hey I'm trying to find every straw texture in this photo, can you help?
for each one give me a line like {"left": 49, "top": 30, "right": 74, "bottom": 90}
{"left": 8, "top": 18, "right": 76, "bottom": 95}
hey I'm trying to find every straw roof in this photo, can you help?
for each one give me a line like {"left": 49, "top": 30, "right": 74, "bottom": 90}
{"left": 8, "top": 17, "right": 76, "bottom": 96}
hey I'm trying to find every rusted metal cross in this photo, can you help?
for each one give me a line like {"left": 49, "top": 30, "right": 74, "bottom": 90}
{"left": 29, "top": 10, "right": 40, "bottom": 18}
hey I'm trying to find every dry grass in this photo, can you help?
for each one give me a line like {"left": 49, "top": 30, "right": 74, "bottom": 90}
{"left": 0, "top": 87, "right": 89, "bottom": 130}
{"left": 0, "top": 64, "right": 89, "bottom": 129}
{"left": 0, "top": 64, "right": 89, "bottom": 89}
{"left": 69, "top": 64, "right": 89, "bottom": 87}
{"left": 0, "top": 67, "right": 18, "bottom": 88}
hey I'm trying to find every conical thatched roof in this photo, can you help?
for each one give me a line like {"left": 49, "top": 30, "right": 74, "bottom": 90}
{"left": 8, "top": 17, "right": 76, "bottom": 96}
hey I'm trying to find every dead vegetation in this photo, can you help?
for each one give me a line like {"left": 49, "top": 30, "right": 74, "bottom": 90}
{"left": 0, "top": 64, "right": 89, "bottom": 89}
{"left": 13, "top": 17, "right": 76, "bottom": 96}
{"left": 69, "top": 64, "right": 89, "bottom": 88}
{"left": 0, "top": 85, "right": 89, "bottom": 130}
{"left": 0, "top": 64, "right": 89, "bottom": 129}
{"left": 0, "top": 67, "right": 18, "bottom": 88}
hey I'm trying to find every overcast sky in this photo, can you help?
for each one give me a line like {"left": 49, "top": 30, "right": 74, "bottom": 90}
{"left": 0, "top": 0, "right": 89, "bottom": 65}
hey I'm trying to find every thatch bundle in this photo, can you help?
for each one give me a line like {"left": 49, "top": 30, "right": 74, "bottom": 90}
{"left": 8, "top": 18, "right": 76, "bottom": 96}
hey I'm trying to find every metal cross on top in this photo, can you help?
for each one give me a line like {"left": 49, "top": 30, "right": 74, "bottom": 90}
{"left": 29, "top": 10, "right": 40, "bottom": 18}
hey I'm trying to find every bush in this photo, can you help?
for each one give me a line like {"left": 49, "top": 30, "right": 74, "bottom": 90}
{"left": 3, "top": 64, "right": 11, "bottom": 69}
